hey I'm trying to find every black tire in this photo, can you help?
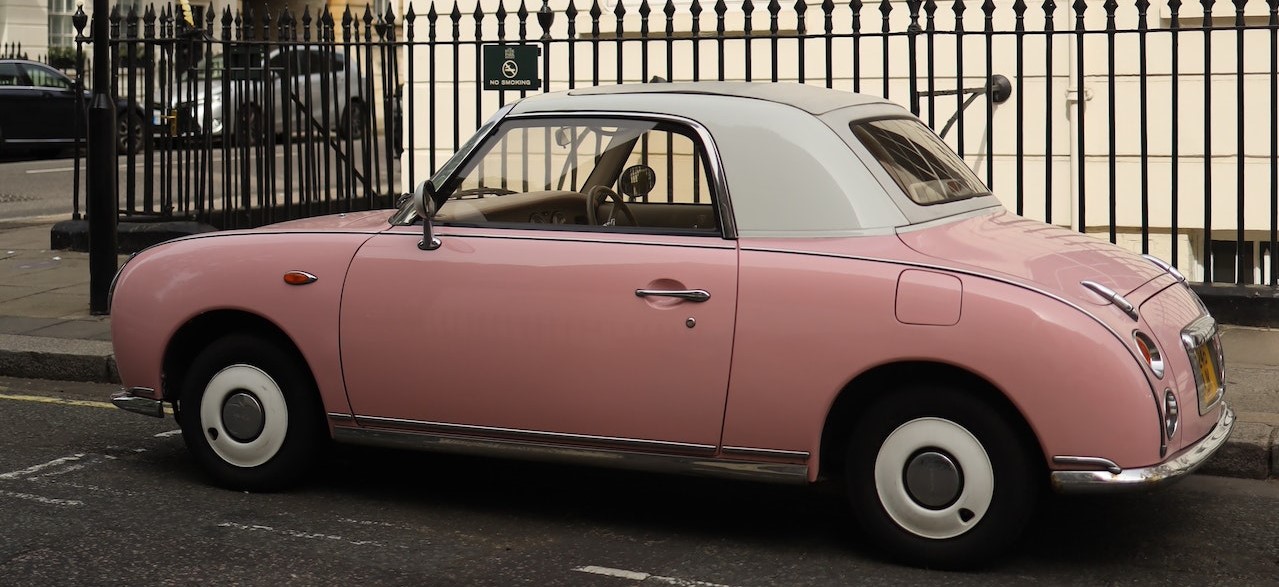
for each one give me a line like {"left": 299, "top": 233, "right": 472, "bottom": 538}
{"left": 178, "top": 334, "right": 326, "bottom": 492}
{"left": 338, "top": 100, "right": 366, "bottom": 141}
{"left": 845, "top": 386, "right": 1040, "bottom": 569}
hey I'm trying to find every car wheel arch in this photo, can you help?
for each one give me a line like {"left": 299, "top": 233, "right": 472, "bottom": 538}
{"left": 161, "top": 310, "right": 312, "bottom": 405}
{"left": 816, "top": 361, "right": 1046, "bottom": 483}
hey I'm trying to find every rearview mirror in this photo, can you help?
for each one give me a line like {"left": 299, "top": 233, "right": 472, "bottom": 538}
{"left": 554, "top": 127, "right": 573, "bottom": 147}
{"left": 413, "top": 183, "right": 441, "bottom": 251}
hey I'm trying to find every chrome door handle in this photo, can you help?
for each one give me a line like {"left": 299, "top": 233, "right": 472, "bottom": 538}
{"left": 635, "top": 289, "right": 711, "bottom": 303}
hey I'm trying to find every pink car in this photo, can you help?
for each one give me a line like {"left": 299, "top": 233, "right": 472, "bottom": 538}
{"left": 110, "top": 83, "right": 1232, "bottom": 568}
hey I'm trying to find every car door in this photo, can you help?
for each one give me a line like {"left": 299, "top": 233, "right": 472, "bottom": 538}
{"left": 339, "top": 117, "right": 738, "bottom": 450}
{"left": 20, "top": 63, "right": 79, "bottom": 143}
{"left": 0, "top": 62, "right": 42, "bottom": 143}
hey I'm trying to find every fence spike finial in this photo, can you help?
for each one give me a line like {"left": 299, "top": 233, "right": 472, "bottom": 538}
{"left": 538, "top": 0, "right": 554, "bottom": 38}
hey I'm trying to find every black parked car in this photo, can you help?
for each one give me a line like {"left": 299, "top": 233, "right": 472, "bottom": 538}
{"left": 0, "top": 59, "right": 152, "bottom": 156}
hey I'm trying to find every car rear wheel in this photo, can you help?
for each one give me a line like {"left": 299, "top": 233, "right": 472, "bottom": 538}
{"left": 845, "top": 386, "right": 1039, "bottom": 569}
{"left": 179, "top": 334, "right": 325, "bottom": 492}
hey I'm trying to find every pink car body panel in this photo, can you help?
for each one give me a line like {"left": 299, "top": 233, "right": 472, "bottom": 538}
{"left": 338, "top": 225, "right": 737, "bottom": 448}
{"left": 111, "top": 216, "right": 386, "bottom": 412}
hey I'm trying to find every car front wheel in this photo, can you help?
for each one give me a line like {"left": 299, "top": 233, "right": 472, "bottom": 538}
{"left": 845, "top": 386, "right": 1040, "bottom": 569}
{"left": 179, "top": 334, "right": 325, "bottom": 491}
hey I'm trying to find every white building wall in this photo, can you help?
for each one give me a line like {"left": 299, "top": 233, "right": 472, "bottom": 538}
{"left": 0, "top": 0, "right": 49, "bottom": 58}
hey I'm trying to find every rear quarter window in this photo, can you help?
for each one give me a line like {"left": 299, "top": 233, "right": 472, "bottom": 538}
{"left": 851, "top": 118, "right": 990, "bottom": 206}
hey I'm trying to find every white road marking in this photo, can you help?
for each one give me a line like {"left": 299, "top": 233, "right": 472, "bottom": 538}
{"left": 572, "top": 566, "right": 735, "bottom": 587}
{"left": 218, "top": 521, "right": 386, "bottom": 547}
{"left": 0, "top": 454, "right": 85, "bottom": 480}
{"left": 0, "top": 489, "right": 84, "bottom": 507}
{"left": 153, "top": 429, "right": 183, "bottom": 438}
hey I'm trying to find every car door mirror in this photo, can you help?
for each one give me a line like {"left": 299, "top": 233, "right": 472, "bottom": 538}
{"left": 414, "top": 182, "right": 442, "bottom": 251}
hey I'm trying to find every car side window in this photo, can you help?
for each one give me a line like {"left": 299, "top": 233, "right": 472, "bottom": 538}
{"left": 851, "top": 118, "right": 990, "bottom": 205}
{"left": 0, "top": 63, "right": 20, "bottom": 86}
{"left": 437, "top": 117, "right": 720, "bottom": 235}
{"left": 20, "top": 64, "right": 71, "bottom": 89}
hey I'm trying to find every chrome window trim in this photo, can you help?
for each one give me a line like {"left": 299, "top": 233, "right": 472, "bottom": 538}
{"left": 497, "top": 111, "right": 737, "bottom": 239}
{"left": 382, "top": 229, "right": 737, "bottom": 251}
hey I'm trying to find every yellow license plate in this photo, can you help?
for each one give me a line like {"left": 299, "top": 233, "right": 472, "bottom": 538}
{"left": 1196, "top": 343, "right": 1221, "bottom": 409}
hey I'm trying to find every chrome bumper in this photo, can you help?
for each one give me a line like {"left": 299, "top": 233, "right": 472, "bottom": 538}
{"left": 1051, "top": 402, "right": 1235, "bottom": 494}
{"left": 111, "top": 388, "right": 165, "bottom": 418}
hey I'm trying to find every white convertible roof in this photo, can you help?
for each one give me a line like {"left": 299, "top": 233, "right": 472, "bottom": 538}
{"left": 513, "top": 82, "right": 892, "bottom": 116}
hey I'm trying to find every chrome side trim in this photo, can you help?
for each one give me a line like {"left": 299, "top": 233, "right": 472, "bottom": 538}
{"left": 112, "top": 388, "right": 164, "bottom": 418}
{"left": 326, "top": 412, "right": 356, "bottom": 425}
{"left": 721, "top": 446, "right": 810, "bottom": 462}
{"left": 1050, "top": 403, "right": 1235, "bottom": 494}
{"left": 351, "top": 415, "right": 718, "bottom": 456}
{"left": 330, "top": 424, "right": 808, "bottom": 484}
{"left": 1080, "top": 280, "right": 1139, "bottom": 320}
{"left": 1051, "top": 456, "right": 1122, "bottom": 475}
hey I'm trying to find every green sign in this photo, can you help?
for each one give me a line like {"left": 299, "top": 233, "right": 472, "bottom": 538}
{"left": 483, "top": 45, "right": 540, "bottom": 91}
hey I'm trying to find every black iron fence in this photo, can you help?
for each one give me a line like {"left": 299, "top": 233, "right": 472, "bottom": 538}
{"left": 75, "top": 0, "right": 1279, "bottom": 286}
{"left": 73, "top": 2, "right": 402, "bottom": 229}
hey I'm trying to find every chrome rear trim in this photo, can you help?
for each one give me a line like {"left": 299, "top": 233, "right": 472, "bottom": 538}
{"left": 1080, "top": 280, "right": 1139, "bottom": 320}
{"left": 1050, "top": 403, "right": 1234, "bottom": 494}
{"left": 330, "top": 416, "right": 809, "bottom": 484}
{"left": 1051, "top": 456, "right": 1122, "bottom": 475}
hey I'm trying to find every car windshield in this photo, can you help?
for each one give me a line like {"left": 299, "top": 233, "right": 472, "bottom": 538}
{"left": 851, "top": 118, "right": 991, "bottom": 205}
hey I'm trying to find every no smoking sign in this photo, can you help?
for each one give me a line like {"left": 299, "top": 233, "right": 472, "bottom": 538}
{"left": 483, "top": 45, "right": 540, "bottom": 91}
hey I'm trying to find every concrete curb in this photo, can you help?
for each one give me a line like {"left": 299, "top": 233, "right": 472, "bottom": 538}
{"left": 0, "top": 334, "right": 119, "bottom": 384}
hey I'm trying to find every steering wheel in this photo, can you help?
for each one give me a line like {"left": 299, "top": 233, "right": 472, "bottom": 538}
{"left": 585, "top": 185, "right": 637, "bottom": 227}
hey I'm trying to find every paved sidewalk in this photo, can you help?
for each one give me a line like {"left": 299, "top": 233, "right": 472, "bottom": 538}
{"left": 0, "top": 216, "right": 1276, "bottom": 480}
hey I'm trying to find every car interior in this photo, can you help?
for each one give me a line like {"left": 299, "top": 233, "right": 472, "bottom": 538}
{"left": 434, "top": 118, "right": 721, "bottom": 235}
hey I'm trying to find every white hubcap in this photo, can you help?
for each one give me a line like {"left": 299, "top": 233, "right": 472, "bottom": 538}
{"left": 199, "top": 364, "right": 288, "bottom": 468}
{"left": 874, "top": 417, "right": 994, "bottom": 540}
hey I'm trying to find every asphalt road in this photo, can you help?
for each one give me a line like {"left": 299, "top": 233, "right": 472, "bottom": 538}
{"left": 2, "top": 376, "right": 1278, "bottom": 586}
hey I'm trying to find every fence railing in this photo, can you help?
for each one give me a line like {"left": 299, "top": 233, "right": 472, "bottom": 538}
{"left": 73, "top": 2, "right": 401, "bottom": 230}
{"left": 75, "top": 0, "right": 1279, "bottom": 286}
